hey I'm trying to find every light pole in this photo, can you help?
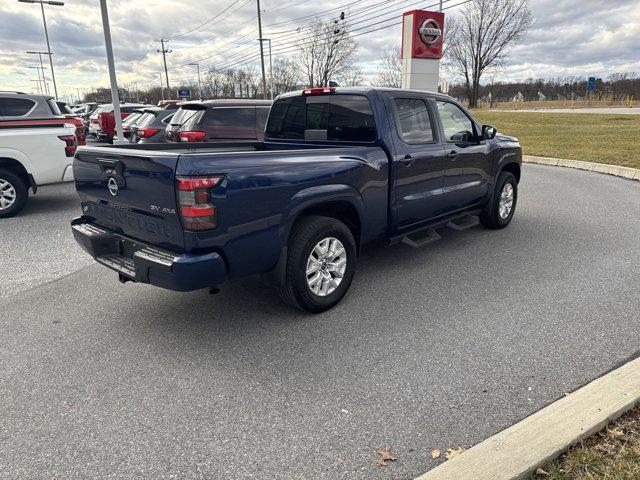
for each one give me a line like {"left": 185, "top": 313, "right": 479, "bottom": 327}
{"left": 98, "top": 0, "right": 124, "bottom": 144}
{"left": 28, "top": 67, "right": 43, "bottom": 94}
{"left": 188, "top": 63, "right": 202, "bottom": 99}
{"left": 18, "top": 0, "right": 63, "bottom": 99}
{"left": 26, "top": 51, "right": 50, "bottom": 95}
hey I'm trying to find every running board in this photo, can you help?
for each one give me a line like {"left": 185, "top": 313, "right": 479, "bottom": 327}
{"left": 446, "top": 215, "right": 480, "bottom": 231}
{"left": 401, "top": 228, "right": 441, "bottom": 248}
{"left": 394, "top": 211, "right": 481, "bottom": 249}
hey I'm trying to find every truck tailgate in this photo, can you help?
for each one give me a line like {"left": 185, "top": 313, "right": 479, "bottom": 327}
{"left": 73, "top": 147, "right": 184, "bottom": 251}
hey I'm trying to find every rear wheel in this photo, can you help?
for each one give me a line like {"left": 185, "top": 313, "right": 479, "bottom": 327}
{"left": 279, "top": 215, "right": 356, "bottom": 313}
{"left": 480, "top": 171, "right": 517, "bottom": 229}
{"left": 0, "top": 169, "right": 28, "bottom": 218}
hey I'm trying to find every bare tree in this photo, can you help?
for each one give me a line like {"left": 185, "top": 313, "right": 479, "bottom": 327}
{"left": 446, "top": 0, "right": 532, "bottom": 108}
{"left": 296, "top": 18, "right": 358, "bottom": 87}
{"left": 271, "top": 58, "right": 301, "bottom": 96}
{"left": 372, "top": 46, "right": 402, "bottom": 88}
{"left": 339, "top": 65, "right": 364, "bottom": 86}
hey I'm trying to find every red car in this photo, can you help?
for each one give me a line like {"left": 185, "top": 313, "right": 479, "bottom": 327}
{"left": 95, "top": 103, "right": 149, "bottom": 143}
{"left": 56, "top": 101, "right": 86, "bottom": 146}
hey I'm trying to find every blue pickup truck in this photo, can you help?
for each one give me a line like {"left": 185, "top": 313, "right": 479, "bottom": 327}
{"left": 71, "top": 87, "right": 521, "bottom": 312}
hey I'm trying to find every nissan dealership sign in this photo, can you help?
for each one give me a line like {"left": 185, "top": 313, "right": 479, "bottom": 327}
{"left": 401, "top": 10, "right": 445, "bottom": 60}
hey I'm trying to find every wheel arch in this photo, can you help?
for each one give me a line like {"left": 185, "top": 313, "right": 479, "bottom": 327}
{"left": 283, "top": 184, "right": 364, "bottom": 250}
{"left": 0, "top": 156, "right": 33, "bottom": 192}
{"left": 500, "top": 162, "right": 521, "bottom": 183}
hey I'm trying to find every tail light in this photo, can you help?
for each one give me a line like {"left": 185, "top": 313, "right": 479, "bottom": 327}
{"left": 179, "top": 131, "right": 206, "bottom": 142}
{"left": 58, "top": 135, "right": 77, "bottom": 157}
{"left": 302, "top": 87, "right": 335, "bottom": 95}
{"left": 138, "top": 128, "right": 160, "bottom": 138}
{"left": 176, "top": 176, "right": 223, "bottom": 231}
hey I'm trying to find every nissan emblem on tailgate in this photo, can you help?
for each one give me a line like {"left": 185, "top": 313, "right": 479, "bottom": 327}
{"left": 107, "top": 177, "right": 119, "bottom": 196}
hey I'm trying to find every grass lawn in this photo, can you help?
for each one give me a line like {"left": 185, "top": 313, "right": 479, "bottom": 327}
{"left": 471, "top": 111, "right": 640, "bottom": 169}
{"left": 531, "top": 406, "right": 640, "bottom": 480}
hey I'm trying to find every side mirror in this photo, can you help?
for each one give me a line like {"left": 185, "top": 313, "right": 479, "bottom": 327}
{"left": 482, "top": 124, "right": 497, "bottom": 140}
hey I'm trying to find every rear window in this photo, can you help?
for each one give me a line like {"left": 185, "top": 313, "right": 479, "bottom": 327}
{"left": 265, "top": 94, "right": 376, "bottom": 142}
{"left": 0, "top": 97, "right": 36, "bottom": 116}
{"left": 123, "top": 112, "right": 142, "bottom": 126}
{"left": 169, "top": 107, "right": 202, "bottom": 127}
{"left": 136, "top": 112, "right": 156, "bottom": 127}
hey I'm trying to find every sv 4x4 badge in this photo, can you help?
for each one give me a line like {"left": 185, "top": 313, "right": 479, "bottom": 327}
{"left": 150, "top": 205, "right": 176, "bottom": 215}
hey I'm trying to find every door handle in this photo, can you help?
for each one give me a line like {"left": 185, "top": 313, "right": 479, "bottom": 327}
{"left": 446, "top": 150, "right": 458, "bottom": 160}
{"left": 400, "top": 154, "right": 415, "bottom": 166}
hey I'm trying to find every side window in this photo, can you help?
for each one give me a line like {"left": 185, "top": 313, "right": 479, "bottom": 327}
{"left": 393, "top": 98, "right": 434, "bottom": 144}
{"left": 437, "top": 101, "right": 476, "bottom": 143}
{"left": 265, "top": 96, "right": 305, "bottom": 139}
{"left": 0, "top": 97, "right": 36, "bottom": 117}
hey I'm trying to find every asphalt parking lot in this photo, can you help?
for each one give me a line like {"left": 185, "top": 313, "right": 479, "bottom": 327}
{"left": 1, "top": 164, "right": 639, "bottom": 479}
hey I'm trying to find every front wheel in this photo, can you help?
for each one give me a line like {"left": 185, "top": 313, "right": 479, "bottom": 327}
{"left": 480, "top": 171, "right": 518, "bottom": 229}
{"left": 279, "top": 215, "right": 356, "bottom": 313}
{"left": 0, "top": 169, "right": 28, "bottom": 219}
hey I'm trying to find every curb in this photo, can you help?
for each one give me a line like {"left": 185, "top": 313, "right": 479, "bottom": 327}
{"left": 415, "top": 356, "right": 640, "bottom": 480}
{"left": 523, "top": 155, "right": 640, "bottom": 181}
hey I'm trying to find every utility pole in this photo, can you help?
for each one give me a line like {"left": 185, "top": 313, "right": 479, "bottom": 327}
{"left": 156, "top": 38, "right": 172, "bottom": 99}
{"left": 439, "top": 0, "right": 443, "bottom": 10}
{"left": 188, "top": 63, "right": 202, "bottom": 99}
{"left": 259, "top": 38, "right": 274, "bottom": 99}
{"left": 255, "top": 0, "right": 268, "bottom": 99}
{"left": 18, "top": 0, "right": 63, "bottom": 99}
{"left": 98, "top": 0, "right": 124, "bottom": 144}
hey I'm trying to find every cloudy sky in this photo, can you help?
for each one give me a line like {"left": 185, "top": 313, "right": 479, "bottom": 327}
{"left": 1, "top": 0, "right": 639, "bottom": 100}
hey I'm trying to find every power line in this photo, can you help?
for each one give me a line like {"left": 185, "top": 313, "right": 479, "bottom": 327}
{"left": 167, "top": 0, "right": 250, "bottom": 40}
{"left": 172, "top": 0, "right": 454, "bottom": 78}
{"left": 164, "top": 0, "right": 468, "bottom": 85}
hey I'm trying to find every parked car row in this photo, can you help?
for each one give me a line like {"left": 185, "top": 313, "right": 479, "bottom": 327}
{"left": 111, "top": 99, "right": 273, "bottom": 145}
{"left": 0, "top": 90, "right": 275, "bottom": 217}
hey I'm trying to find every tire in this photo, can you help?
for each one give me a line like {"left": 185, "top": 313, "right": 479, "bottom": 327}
{"left": 279, "top": 215, "right": 357, "bottom": 313}
{"left": 0, "top": 169, "right": 28, "bottom": 219}
{"left": 480, "top": 171, "right": 517, "bottom": 229}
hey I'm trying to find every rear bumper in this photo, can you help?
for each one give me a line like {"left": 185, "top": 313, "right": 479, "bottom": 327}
{"left": 71, "top": 217, "right": 227, "bottom": 292}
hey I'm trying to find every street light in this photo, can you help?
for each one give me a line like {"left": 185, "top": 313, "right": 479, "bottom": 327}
{"left": 188, "top": 62, "right": 202, "bottom": 99}
{"left": 26, "top": 51, "right": 50, "bottom": 95}
{"left": 28, "top": 67, "right": 43, "bottom": 94}
{"left": 18, "top": 0, "right": 63, "bottom": 99}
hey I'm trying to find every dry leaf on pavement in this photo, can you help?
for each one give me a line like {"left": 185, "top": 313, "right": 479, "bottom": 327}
{"left": 375, "top": 444, "right": 397, "bottom": 467}
{"left": 431, "top": 448, "right": 441, "bottom": 459}
{"left": 445, "top": 446, "right": 465, "bottom": 460}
